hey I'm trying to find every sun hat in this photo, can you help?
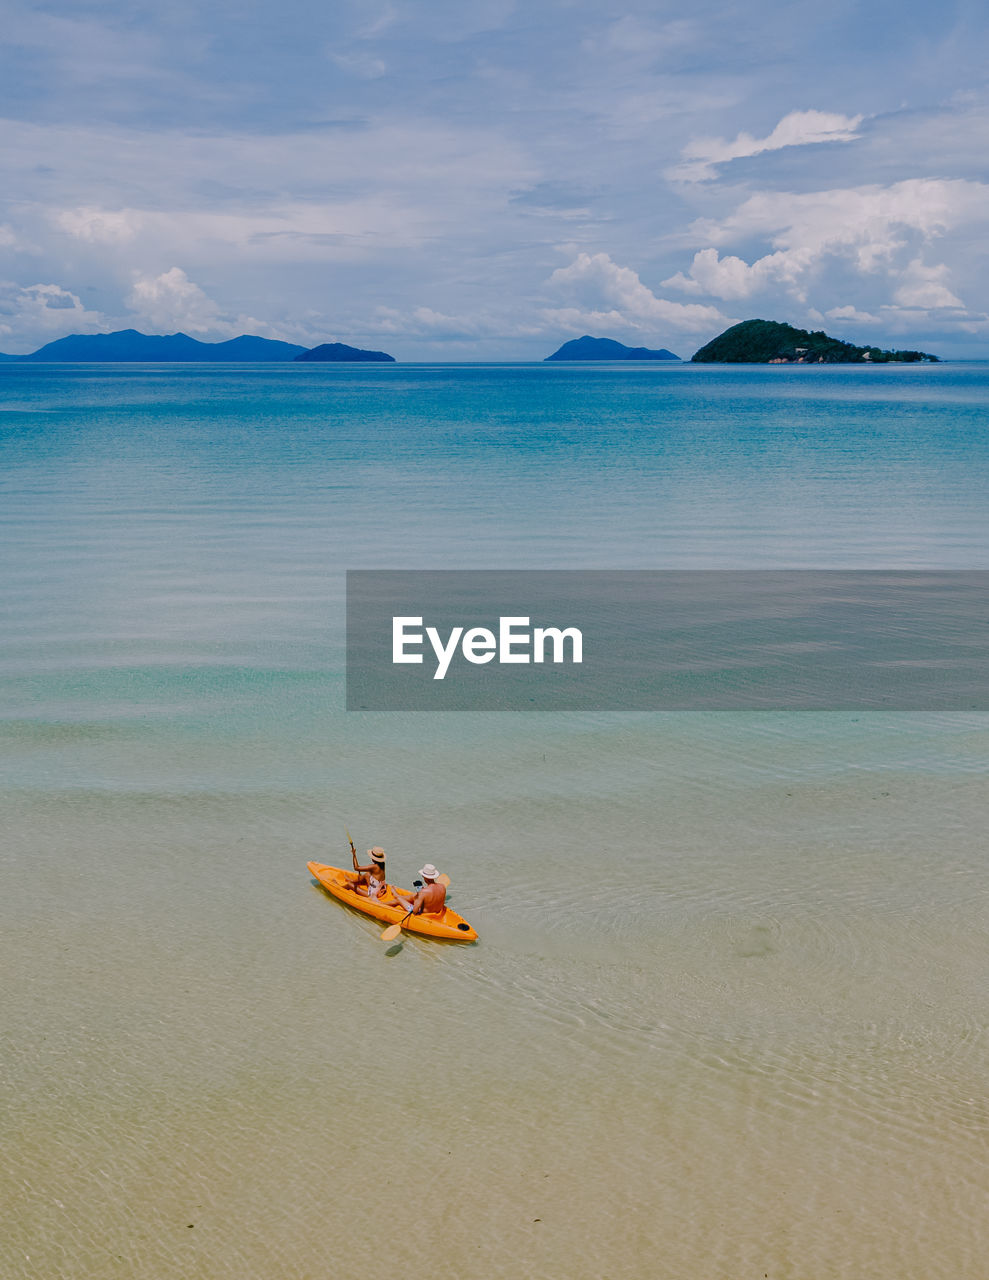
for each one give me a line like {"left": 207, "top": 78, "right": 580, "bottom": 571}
{"left": 419, "top": 863, "right": 440, "bottom": 880}
{"left": 368, "top": 847, "right": 386, "bottom": 864}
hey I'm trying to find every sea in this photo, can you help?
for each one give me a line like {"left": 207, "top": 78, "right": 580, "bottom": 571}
{"left": 2, "top": 360, "right": 988, "bottom": 1279}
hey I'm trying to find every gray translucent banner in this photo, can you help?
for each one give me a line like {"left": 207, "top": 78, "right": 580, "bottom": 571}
{"left": 346, "top": 570, "right": 989, "bottom": 710}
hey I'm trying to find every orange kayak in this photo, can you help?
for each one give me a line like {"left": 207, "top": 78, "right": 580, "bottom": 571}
{"left": 307, "top": 862, "right": 478, "bottom": 942}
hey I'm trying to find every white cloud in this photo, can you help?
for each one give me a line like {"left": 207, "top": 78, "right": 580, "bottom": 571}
{"left": 371, "top": 305, "right": 545, "bottom": 341}
{"left": 668, "top": 109, "right": 864, "bottom": 183}
{"left": 546, "top": 252, "right": 730, "bottom": 334}
{"left": 663, "top": 246, "right": 815, "bottom": 301}
{"left": 127, "top": 267, "right": 224, "bottom": 333}
{"left": 363, "top": 272, "right": 723, "bottom": 348}
{"left": 884, "top": 309, "right": 989, "bottom": 335}
{"left": 126, "top": 267, "right": 268, "bottom": 337}
{"left": 892, "top": 258, "right": 965, "bottom": 310}
{"left": 46, "top": 200, "right": 438, "bottom": 268}
{"left": 663, "top": 179, "right": 989, "bottom": 319}
{"left": 825, "top": 305, "right": 881, "bottom": 324}
{"left": 0, "top": 117, "right": 538, "bottom": 272}
{"left": 684, "top": 178, "right": 988, "bottom": 258}
{"left": 373, "top": 305, "right": 486, "bottom": 338}
{"left": 53, "top": 206, "right": 142, "bottom": 244}
{"left": 0, "top": 280, "right": 106, "bottom": 345}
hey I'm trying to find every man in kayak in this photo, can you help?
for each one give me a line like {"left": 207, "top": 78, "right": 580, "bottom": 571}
{"left": 350, "top": 846, "right": 389, "bottom": 900}
{"left": 391, "top": 863, "right": 446, "bottom": 916}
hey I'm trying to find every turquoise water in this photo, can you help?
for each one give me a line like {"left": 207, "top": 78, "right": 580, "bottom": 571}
{"left": 2, "top": 362, "right": 989, "bottom": 1279}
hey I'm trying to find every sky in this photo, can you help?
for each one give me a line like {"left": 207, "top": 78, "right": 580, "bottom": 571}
{"left": 1, "top": 0, "right": 987, "bottom": 358}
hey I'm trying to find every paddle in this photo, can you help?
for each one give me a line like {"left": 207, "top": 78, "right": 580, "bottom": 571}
{"left": 346, "top": 828, "right": 358, "bottom": 873}
{"left": 381, "top": 910, "right": 413, "bottom": 942}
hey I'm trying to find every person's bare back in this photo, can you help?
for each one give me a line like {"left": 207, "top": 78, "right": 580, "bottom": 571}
{"left": 417, "top": 877, "right": 446, "bottom": 914}
{"left": 393, "top": 863, "right": 446, "bottom": 916}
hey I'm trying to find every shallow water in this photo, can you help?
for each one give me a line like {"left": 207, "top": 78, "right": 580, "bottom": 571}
{"left": 2, "top": 363, "right": 989, "bottom": 1278}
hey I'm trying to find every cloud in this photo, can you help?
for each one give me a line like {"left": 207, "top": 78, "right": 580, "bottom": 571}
{"left": 682, "top": 178, "right": 989, "bottom": 258}
{"left": 126, "top": 267, "right": 269, "bottom": 337}
{"left": 0, "top": 116, "right": 536, "bottom": 282}
{"left": 663, "top": 179, "right": 989, "bottom": 317}
{"left": 668, "top": 109, "right": 864, "bottom": 183}
{"left": 54, "top": 206, "right": 142, "bottom": 244}
{"left": 825, "top": 305, "right": 881, "bottom": 325}
{"left": 362, "top": 271, "right": 723, "bottom": 349}
{"left": 891, "top": 258, "right": 965, "bottom": 310}
{"left": 42, "top": 196, "right": 445, "bottom": 277}
{"left": 545, "top": 252, "right": 730, "bottom": 334}
{"left": 371, "top": 305, "right": 545, "bottom": 342}
{"left": 372, "top": 305, "right": 488, "bottom": 338}
{"left": 380, "top": 306, "right": 488, "bottom": 338}
{"left": 880, "top": 304, "right": 989, "bottom": 335}
{"left": 127, "top": 267, "right": 224, "bottom": 333}
{"left": 663, "top": 247, "right": 814, "bottom": 301}
{"left": 0, "top": 281, "right": 106, "bottom": 345}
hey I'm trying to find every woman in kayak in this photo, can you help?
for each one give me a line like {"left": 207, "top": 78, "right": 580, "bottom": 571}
{"left": 391, "top": 864, "right": 446, "bottom": 916}
{"left": 350, "top": 846, "right": 389, "bottom": 900}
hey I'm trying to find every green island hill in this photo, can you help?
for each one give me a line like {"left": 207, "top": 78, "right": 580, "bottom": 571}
{"left": 692, "top": 319, "right": 938, "bottom": 364}
{"left": 294, "top": 343, "right": 395, "bottom": 363}
{"left": 545, "top": 336, "right": 680, "bottom": 361}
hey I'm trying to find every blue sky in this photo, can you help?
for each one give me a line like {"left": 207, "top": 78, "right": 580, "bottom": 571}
{"left": 1, "top": 0, "right": 987, "bottom": 356}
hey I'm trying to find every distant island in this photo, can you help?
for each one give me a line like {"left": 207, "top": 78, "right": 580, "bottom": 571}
{"left": 294, "top": 342, "right": 395, "bottom": 363}
{"left": 692, "top": 319, "right": 938, "bottom": 364}
{"left": 17, "top": 329, "right": 308, "bottom": 362}
{"left": 545, "top": 336, "right": 680, "bottom": 361}
{"left": 0, "top": 329, "right": 397, "bottom": 363}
